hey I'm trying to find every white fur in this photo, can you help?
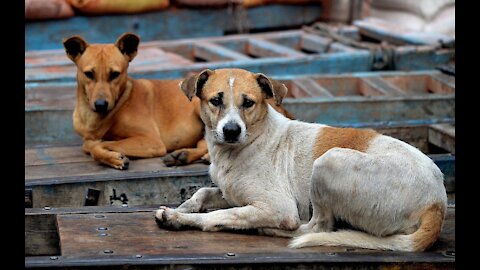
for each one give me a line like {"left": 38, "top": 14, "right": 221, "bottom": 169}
{"left": 156, "top": 86, "right": 447, "bottom": 252}
{"left": 215, "top": 107, "right": 247, "bottom": 144}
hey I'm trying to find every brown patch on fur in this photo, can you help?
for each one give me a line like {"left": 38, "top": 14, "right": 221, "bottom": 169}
{"left": 314, "top": 127, "right": 378, "bottom": 159}
{"left": 411, "top": 203, "right": 445, "bottom": 251}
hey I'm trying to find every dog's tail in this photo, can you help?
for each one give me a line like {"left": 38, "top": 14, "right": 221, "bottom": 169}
{"left": 289, "top": 203, "right": 445, "bottom": 252}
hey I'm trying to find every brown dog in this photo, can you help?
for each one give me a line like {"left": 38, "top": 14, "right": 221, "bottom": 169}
{"left": 63, "top": 33, "right": 293, "bottom": 169}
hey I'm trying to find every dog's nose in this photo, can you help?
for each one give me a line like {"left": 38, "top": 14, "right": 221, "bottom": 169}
{"left": 223, "top": 122, "right": 241, "bottom": 142}
{"left": 94, "top": 99, "right": 109, "bottom": 113}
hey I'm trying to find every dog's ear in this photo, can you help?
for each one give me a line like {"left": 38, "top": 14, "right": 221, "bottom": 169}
{"left": 180, "top": 69, "right": 213, "bottom": 101}
{"left": 115, "top": 33, "right": 140, "bottom": 62}
{"left": 255, "top": 73, "right": 288, "bottom": 106}
{"left": 63, "top": 36, "right": 89, "bottom": 62}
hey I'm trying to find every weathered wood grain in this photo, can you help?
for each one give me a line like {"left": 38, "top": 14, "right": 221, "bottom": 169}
{"left": 25, "top": 213, "right": 60, "bottom": 256}
{"left": 56, "top": 208, "right": 455, "bottom": 257}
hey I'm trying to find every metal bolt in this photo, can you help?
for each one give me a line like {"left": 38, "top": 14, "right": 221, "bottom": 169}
{"left": 444, "top": 250, "right": 455, "bottom": 257}
{"left": 44, "top": 206, "right": 51, "bottom": 210}
{"left": 226, "top": 252, "right": 235, "bottom": 257}
{"left": 94, "top": 214, "right": 106, "bottom": 219}
{"left": 97, "top": 233, "right": 109, "bottom": 237}
{"left": 103, "top": 249, "right": 114, "bottom": 254}
{"left": 97, "top": 227, "right": 108, "bottom": 231}
{"left": 49, "top": 256, "right": 58, "bottom": 260}
{"left": 135, "top": 254, "right": 143, "bottom": 258}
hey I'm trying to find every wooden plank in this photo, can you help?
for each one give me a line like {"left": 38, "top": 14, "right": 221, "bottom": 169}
{"left": 429, "top": 124, "right": 455, "bottom": 154}
{"left": 428, "top": 74, "right": 456, "bottom": 94}
{"left": 25, "top": 145, "right": 89, "bottom": 166}
{"left": 393, "top": 45, "right": 454, "bottom": 71}
{"left": 300, "top": 33, "right": 332, "bottom": 53}
{"left": 361, "top": 77, "right": 406, "bottom": 96}
{"left": 25, "top": 121, "right": 455, "bottom": 208}
{"left": 25, "top": 71, "right": 454, "bottom": 146}
{"left": 58, "top": 208, "right": 455, "bottom": 256}
{"left": 26, "top": 154, "right": 211, "bottom": 208}
{"left": 25, "top": 29, "right": 454, "bottom": 84}
{"left": 429, "top": 154, "right": 455, "bottom": 194}
{"left": 25, "top": 5, "right": 322, "bottom": 51}
{"left": 25, "top": 212, "right": 60, "bottom": 256}
{"left": 354, "top": 17, "right": 455, "bottom": 46}
{"left": 282, "top": 95, "right": 454, "bottom": 126}
{"left": 25, "top": 82, "right": 76, "bottom": 110}
{"left": 27, "top": 207, "right": 452, "bottom": 268}
{"left": 194, "top": 42, "right": 251, "bottom": 62}
{"left": 25, "top": 109, "right": 81, "bottom": 147}
{"left": 247, "top": 38, "right": 306, "bottom": 58}
{"left": 291, "top": 78, "right": 334, "bottom": 97}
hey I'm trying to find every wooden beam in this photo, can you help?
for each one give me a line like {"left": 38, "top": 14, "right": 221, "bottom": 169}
{"left": 361, "top": 77, "right": 407, "bottom": 96}
{"left": 25, "top": 207, "right": 455, "bottom": 268}
{"left": 193, "top": 42, "right": 251, "bottom": 62}
{"left": 247, "top": 38, "right": 306, "bottom": 58}
{"left": 292, "top": 78, "right": 334, "bottom": 97}
{"left": 429, "top": 124, "right": 455, "bottom": 154}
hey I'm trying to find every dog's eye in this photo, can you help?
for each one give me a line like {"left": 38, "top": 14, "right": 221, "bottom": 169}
{"left": 109, "top": 71, "right": 120, "bottom": 81}
{"left": 209, "top": 96, "right": 223, "bottom": 107}
{"left": 242, "top": 98, "right": 255, "bottom": 108}
{"left": 84, "top": 71, "right": 94, "bottom": 80}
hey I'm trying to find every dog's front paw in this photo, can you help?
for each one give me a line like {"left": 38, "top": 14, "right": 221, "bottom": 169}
{"left": 111, "top": 153, "right": 130, "bottom": 170}
{"left": 162, "top": 151, "right": 189, "bottom": 167}
{"left": 155, "top": 206, "right": 183, "bottom": 230}
{"left": 201, "top": 153, "right": 211, "bottom": 164}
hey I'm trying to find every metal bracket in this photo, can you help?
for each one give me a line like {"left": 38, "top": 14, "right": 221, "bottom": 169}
{"left": 84, "top": 188, "right": 101, "bottom": 206}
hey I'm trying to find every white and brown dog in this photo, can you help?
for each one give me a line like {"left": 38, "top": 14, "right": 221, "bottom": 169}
{"left": 155, "top": 68, "right": 448, "bottom": 251}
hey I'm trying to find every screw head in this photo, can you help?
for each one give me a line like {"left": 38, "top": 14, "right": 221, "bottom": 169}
{"left": 94, "top": 214, "right": 106, "bottom": 219}
{"left": 226, "top": 252, "right": 235, "bottom": 257}
{"left": 44, "top": 206, "right": 51, "bottom": 210}
{"left": 135, "top": 254, "right": 143, "bottom": 258}
{"left": 49, "top": 256, "right": 58, "bottom": 260}
{"left": 103, "top": 249, "right": 114, "bottom": 254}
{"left": 444, "top": 250, "right": 455, "bottom": 257}
{"left": 97, "top": 227, "right": 108, "bottom": 231}
{"left": 122, "top": 204, "right": 128, "bottom": 207}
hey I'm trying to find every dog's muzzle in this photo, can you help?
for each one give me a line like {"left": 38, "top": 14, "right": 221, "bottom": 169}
{"left": 223, "top": 122, "right": 241, "bottom": 143}
{"left": 94, "top": 99, "right": 109, "bottom": 113}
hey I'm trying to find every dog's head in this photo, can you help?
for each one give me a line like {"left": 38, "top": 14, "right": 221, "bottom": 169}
{"left": 181, "top": 68, "right": 287, "bottom": 145}
{"left": 63, "top": 33, "right": 140, "bottom": 113}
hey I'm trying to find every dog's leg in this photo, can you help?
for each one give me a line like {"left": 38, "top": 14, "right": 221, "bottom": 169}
{"left": 84, "top": 137, "right": 167, "bottom": 169}
{"left": 155, "top": 203, "right": 300, "bottom": 232}
{"left": 174, "top": 187, "right": 230, "bottom": 213}
{"left": 100, "top": 136, "right": 167, "bottom": 158}
{"left": 83, "top": 139, "right": 130, "bottom": 170}
{"left": 162, "top": 138, "right": 209, "bottom": 166}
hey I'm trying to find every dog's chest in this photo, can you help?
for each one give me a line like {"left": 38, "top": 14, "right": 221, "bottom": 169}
{"left": 209, "top": 162, "right": 241, "bottom": 206}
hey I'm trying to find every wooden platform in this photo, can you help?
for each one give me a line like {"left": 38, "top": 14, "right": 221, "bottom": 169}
{"left": 25, "top": 4, "right": 323, "bottom": 51}
{"left": 25, "top": 29, "right": 454, "bottom": 84}
{"left": 25, "top": 122, "right": 455, "bottom": 208}
{"left": 24, "top": 205, "right": 455, "bottom": 269}
{"left": 25, "top": 70, "right": 455, "bottom": 146}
